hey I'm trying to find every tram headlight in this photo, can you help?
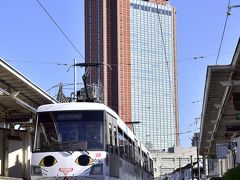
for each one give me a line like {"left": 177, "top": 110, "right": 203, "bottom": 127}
{"left": 31, "top": 165, "right": 42, "bottom": 176}
{"left": 89, "top": 163, "right": 103, "bottom": 175}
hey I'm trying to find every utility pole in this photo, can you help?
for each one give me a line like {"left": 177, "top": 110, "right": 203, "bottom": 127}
{"left": 190, "top": 155, "right": 194, "bottom": 180}
{"left": 197, "top": 141, "right": 200, "bottom": 180}
{"left": 179, "top": 157, "right": 181, "bottom": 180}
{"left": 74, "top": 58, "right": 77, "bottom": 101}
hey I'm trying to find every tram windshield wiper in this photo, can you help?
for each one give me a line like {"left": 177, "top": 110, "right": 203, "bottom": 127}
{"left": 78, "top": 147, "right": 89, "bottom": 155}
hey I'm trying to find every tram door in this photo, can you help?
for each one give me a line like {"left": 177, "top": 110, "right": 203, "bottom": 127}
{"left": 107, "top": 113, "right": 119, "bottom": 178}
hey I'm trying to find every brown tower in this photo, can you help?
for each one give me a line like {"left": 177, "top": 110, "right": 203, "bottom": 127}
{"left": 85, "top": 0, "right": 131, "bottom": 123}
{"left": 84, "top": 0, "right": 174, "bottom": 138}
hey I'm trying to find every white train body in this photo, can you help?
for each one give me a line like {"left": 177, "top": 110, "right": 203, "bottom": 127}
{"left": 31, "top": 102, "right": 154, "bottom": 180}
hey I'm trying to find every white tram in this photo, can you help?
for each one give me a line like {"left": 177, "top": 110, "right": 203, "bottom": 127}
{"left": 31, "top": 102, "right": 154, "bottom": 180}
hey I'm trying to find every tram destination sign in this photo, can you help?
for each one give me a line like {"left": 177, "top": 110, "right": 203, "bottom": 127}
{"left": 6, "top": 115, "right": 32, "bottom": 123}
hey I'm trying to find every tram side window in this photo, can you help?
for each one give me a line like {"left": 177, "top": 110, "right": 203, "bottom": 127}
{"left": 150, "top": 159, "right": 154, "bottom": 174}
{"left": 134, "top": 145, "right": 138, "bottom": 164}
{"left": 124, "top": 134, "right": 130, "bottom": 161}
{"left": 117, "top": 128, "right": 135, "bottom": 164}
{"left": 108, "top": 123, "right": 113, "bottom": 153}
{"left": 135, "top": 145, "right": 141, "bottom": 166}
{"left": 106, "top": 113, "right": 119, "bottom": 154}
{"left": 132, "top": 142, "right": 135, "bottom": 163}
{"left": 146, "top": 155, "right": 149, "bottom": 172}
{"left": 142, "top": 151, "right": 144, "bottom": 169}
{"left": 137, "top": 147, "right": 141, "bottom": 166}
{"left": 147, "top": 155, "right": 152, "bottom": 173}
{"left": 119, "top": 131, "right": 130, "bottom": 161}
{"left": 142, "top": 152, "right": 148, "bottom": 171}
{"left": 147, "top": 157, "right": 151, "bottom": 172}
{"left": 129, "top": 139, "right": 134, "bottom": 163}
{"left": 118, "top": 128, "right": 124, "bottom": 158}
{"left": 114, "top": 126, "right": 118, "bottom": 155}
{"left": 145, "top": 154, "right": 149, "bottom": 172}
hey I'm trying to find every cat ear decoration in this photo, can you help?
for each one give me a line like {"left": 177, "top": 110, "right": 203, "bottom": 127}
{"left": 75, "top": 155, "right": 93, "bottom": 166}
{"left": 39, "top": 155, "right": 57, "bottom": 167}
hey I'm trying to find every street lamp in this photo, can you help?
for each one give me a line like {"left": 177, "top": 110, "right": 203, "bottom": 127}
{"left": 125, "top": 121, "right": 141, "bottom": 134}
{"left": 227, "top": 5, "right": 240, "bottom": 15}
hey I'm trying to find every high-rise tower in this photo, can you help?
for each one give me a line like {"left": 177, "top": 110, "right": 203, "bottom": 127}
{"left": 85, "top": 0, "right": 178, "bottom": 150}
{"left": 85, "top": 0, "right": 132, "bottom": 124}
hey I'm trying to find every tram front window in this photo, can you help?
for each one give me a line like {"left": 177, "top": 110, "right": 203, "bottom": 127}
{"left": 34, "top": 111, "right": 104, "bottom": 152}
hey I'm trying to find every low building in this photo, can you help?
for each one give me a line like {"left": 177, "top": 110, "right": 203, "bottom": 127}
{"left": 151, "top": 146, "right": 197, "bottom": 179}
{"left": 169, "top": 162, "right": 202, "bottom": 180}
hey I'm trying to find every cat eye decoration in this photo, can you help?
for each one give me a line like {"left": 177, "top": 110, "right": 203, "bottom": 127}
{"left": 39, "top": 155, "right": 57, "bottom": 167}
{"left": 75, "top": 155, "right": 93, "bottom": 166}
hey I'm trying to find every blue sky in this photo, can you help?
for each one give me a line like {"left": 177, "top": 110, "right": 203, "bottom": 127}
{"left": 0, "top": 0, "right": 240, "bottom": 147}
{"left": 172, "top": 0, "right": 240, "bottom": 146}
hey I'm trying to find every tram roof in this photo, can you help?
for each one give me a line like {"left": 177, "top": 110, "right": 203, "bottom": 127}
{"left": 0, "top": 59, "right": 57, "bottom": 124}
{"left": 199, "top": 39, "right": 240, "bottom": 156}
{"left": 37, "top": 102, "right": 119, "bottom": 117}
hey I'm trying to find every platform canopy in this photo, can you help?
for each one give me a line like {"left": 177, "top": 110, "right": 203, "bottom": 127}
{"left": 0, "top": 59, "right": 58, "bottom": 124}
{"left": 200, "top": 39, "right": 240, "bottom": 156}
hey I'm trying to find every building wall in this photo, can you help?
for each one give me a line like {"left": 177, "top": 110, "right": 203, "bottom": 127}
{"left": 207, "top": 158, "right": 223, "bottom": 177}
{"left": 118, "top": 0, "right": 132, "bottom": 125}
{"left": 0, "top": 128, "right": 32, "bottom": 179}
{"left": 151, "top": 147, "right": 197, "bottom": 178}
{"left": 85, "top": 0, "right": 132, "bottom": 123}
{"left": 130, "top": 0, "right": 178, "bottom": 150}
{"left": 85, "top": 0, "right": 104, "bottom": 86}
{"left": 203, "top": 139, "right": 240, "bottom": 178}
{"left": 204, "top": 139, "right": 240, "bottom": 178}
{"left": 234, "top": 136, "right": 240, "bottom": 165}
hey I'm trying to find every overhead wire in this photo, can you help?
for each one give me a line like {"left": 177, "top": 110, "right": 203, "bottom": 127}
{"left": 35, "top": 0, "right": 85, "bottom": 61}
{"left": 4, "top": 51, "right": 233, "bottom": 67}
{"left": 110, "top": 52, "right": 234, "bottom": 65}
{"left": 178, "top": 51, "right": 233, "bottom": 62}
{"left": 215, "top": 0, "right": 231, "bottom": 65}
{"left": 46, "top": 82, "right": 83, "bottom": 93}
{"left": 5, "top": 58, "right": 129, "bottom": 67}
{"left": 156, "top": 4, "right": 178, "bottom": 142}
{"left": 2, "top": 51, "right": 233, "bottom": 67}
{"left": 156, "top": 4, "right": 171, "bottom": 86}
{"left": 185, "top": 117, "right": 201, "bottom": 140}
{"left": 156, "top": 130, "right": 193, "bottom": 136}
{"left": 179, "top": 99, "right": 201, "bottom": 106}
{"left": 159, "top": 118, "right": 202, "bottom": 136}
{"left": 4, "top": 59, "right": 70, "bottom": 66}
